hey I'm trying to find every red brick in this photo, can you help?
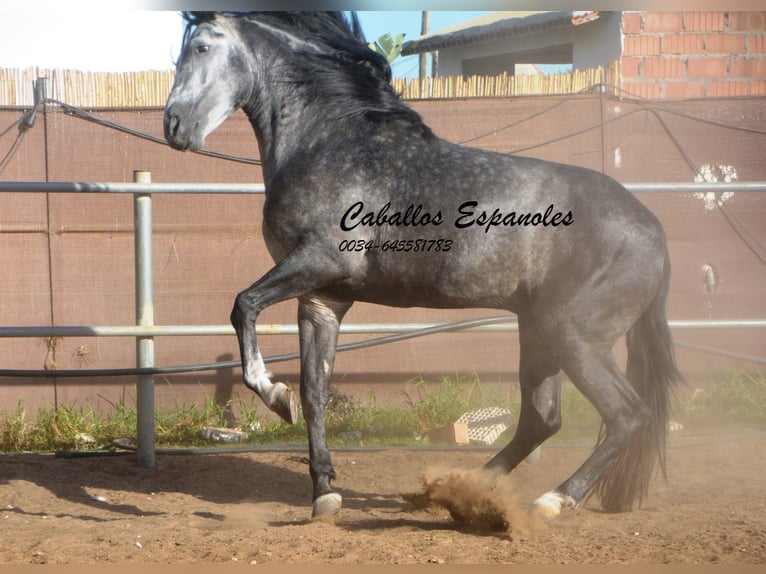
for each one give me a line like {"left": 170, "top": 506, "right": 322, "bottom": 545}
{"left": 663, "top": 33, "right": 705, "bottom": 54}
{"left": 750, "top": 80, "right": 766, "bottom": 95}
{"left": 684, "top": 12, "right": 726, "bottom": 32}
{"left": 728, "top": 12, "right": 766, "bottom": 32}
{"left": 423, "top": 422, "right": 469, "bottom": 445}
{"left": 731, "top": 57, "right": 766, "bottom": 77}
{"left": 644, "top": 12, "right": 683, "bottom": 32}
{"left": 622, "top": 80, "right": 661, "bottom": 99}
{"left": 706, "top": 33, "right": 747, "bottom": 54}
{"left": 624, "top": 35, "right": 662, "bottom": 56}
{"left": 707, "top": 80, "right": 751, "bottom": 97}
{"left": 687, "top": 56, "right": 729, "bottom": 77}
{"left": 749, "top": 34, "right": 766, "bottom": 54}
{"left": 621, "top": 56, "right": 641, "bottom": 77}
{"left": 664, "top": 80, "right": 705, "bottom": 99}
{"left": 622, "top": 12, "right": 641, "bottom": 34}
{"left": 644, "top": 56, "right": 686, "bottom": 78}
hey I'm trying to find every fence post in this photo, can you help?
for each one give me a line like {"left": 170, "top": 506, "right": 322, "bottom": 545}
{"left": 133, "top": 170, "right": 155, "bottom": 469}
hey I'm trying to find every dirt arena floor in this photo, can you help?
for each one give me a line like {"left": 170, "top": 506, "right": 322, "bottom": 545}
{"left": 1, "top": 425, "right": 764, "bottom": 565}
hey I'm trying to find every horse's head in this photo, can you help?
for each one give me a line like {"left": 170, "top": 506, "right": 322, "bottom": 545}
{"left": 164, "top": 13, "right": 253, "bottom": 151}
{"left": 164, "top": 11, "right": 424, "bottom": 159}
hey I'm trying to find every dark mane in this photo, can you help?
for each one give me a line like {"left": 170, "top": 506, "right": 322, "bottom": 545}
{"left": 181, "top": 11, "right": 431, "bottom": 132}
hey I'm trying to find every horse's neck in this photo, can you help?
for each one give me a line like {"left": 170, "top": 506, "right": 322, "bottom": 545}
{"left": 244, "top": 90, "right": 348, "bottom": 186}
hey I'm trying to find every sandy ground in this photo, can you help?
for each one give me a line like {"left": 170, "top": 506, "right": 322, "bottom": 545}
{"left": 1, "top": 425, "right": 764, "bottom": 565}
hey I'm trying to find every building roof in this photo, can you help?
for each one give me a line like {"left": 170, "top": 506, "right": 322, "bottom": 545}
{"left": 401, "top": 11, "right": 601, "bottom": 56}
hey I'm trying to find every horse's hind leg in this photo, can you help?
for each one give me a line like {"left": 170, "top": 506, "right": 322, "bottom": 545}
{"left": 297, "top": 295, "right": 351, "bottom": 518}
{"left": 486, "top": 316, "right": 562, "bottom": 473}
{"left": 532, "top": 339, "right": 651, "bottom": 519}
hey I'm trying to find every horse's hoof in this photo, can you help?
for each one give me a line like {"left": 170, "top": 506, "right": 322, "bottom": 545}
{"left": 531, "top": 501, "right": 560, "bottom": 522}
{"left": 525, "top": 446, "right": 542, "bottom": 464}
{"left": 312, "top": 492, "right": 342, "bottom": 519}
{"left": 531, "top": 491, "right": 575, "bottom": 521}
{"left": 270, "top": 382, "right": 298, "bottom": 425}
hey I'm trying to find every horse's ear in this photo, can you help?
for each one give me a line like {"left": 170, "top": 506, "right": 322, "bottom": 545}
{"left": 182, "top": 11, "right": 218, "bottom": 25}
{"left": 347, "top": 12, "right": 365, "bottom": 43}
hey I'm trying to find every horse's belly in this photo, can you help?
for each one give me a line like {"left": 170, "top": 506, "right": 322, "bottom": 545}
{"left": 343, "top": 262, "right": 523, "bottom": 310}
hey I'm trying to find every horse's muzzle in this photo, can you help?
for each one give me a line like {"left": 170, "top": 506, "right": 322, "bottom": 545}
{"left": 163, "top": 102, "right": 205, "bottom": 152}
{"left": 163, "top": 109, "right": 188, "bottom": 151}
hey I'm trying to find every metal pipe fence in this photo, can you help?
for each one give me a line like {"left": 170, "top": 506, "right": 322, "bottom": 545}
{"left": 2, "top": 318, "right": 765, "bottom": 340}
{"left": 3, "top": 180, "right": 764, "bottom": 195}
{"left": 1, "top": 178, "right": 765, "bottom": 466}
{"left": 133, "top": 170, "right": 155, "bottom": 468}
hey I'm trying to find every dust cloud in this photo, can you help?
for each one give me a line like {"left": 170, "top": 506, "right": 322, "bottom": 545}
{"left": 404, "top": 465, "right": 544, "bottom": 538}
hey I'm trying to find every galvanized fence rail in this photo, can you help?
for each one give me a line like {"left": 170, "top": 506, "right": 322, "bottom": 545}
{"left": 1, "top": 177, "right": 765, "bottom": 467}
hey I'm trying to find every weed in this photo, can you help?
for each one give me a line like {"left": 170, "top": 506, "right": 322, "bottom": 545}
{"left": 674, "top": 369, "right": 766, "bottom": 426}
{"left": 0, "top": 401, "right": 27, "bottom": 452}
{"left": 403, "top": 373, "right": 514, "bottom": 435}
{"left": 1, "top": 370, "right": 763, "bottom": 454}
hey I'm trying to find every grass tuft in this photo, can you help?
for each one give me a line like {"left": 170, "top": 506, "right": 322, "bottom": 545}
{"left": 673, "top": 369, "right": 766, "bottom": 428}
{"left": 1, "top": 370, "right": 763, "bottom": 454}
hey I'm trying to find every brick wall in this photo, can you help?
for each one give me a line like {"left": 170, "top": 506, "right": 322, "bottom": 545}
{"left": 621, "top": 11, "right": 766, "bottom": 99}
{"left": 1, "top": 96, "right": 764, "bottom": 413}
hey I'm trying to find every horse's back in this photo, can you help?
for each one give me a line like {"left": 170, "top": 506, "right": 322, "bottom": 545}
{"left": 266, "top": 125, "right": 667, "bottom": 313}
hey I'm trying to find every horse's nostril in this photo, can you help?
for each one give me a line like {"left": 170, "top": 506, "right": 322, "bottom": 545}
{"left": 164, "top": 111, "right": 184, "bottom": 145}
{"left": 168, "top": 114, "right": 180, "bottom": 137}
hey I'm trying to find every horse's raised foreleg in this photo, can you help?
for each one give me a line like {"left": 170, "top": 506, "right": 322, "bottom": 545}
{"left": 230, "top": 246, "right": 348, "bottom": 425}
{"left": 297, "top": 295, "right": 351, "bottom": 518}
{"left": 231, "top": 304, "right": 297, "bottom": 425}
{"left": 486, "top": 317, "right": 562, "bottom": 473}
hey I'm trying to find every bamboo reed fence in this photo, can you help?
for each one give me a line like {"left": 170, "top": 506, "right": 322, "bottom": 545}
{"left": 392, "top": 62, "right": 620, "bottom": 99}
{"left": 0, "top": 67, "right": 177, "bottom": 108}
{"left": 1, "top": 62, "right": 619, "bottom": 107}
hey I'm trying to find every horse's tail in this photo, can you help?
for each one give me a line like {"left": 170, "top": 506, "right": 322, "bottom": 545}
{"left": 596, "top": 255, "right": 684, "bottom": 512}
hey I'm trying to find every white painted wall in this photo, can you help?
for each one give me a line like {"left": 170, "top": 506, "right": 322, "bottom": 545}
{"left": 432, "top": 13, "right": 622, "bottom": 76}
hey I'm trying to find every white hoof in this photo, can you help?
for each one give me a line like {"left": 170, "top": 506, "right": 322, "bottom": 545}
{"left": 531, "top": 491, "right": 576, "bottom": 521}
{"left": 525, "top": 446, "right": 542, "bottom": 464}
{"left": 244, "top": 354, "right": 298, "bottom": 425}
{"left": 312, "top": 492, "right": 342, "bottom": 519}
{"left": 267, "top": 382, "right": 298, "bottom": 425}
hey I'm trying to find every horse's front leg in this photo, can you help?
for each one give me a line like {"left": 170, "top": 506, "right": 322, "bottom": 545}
{"left": 298, "top": 295, "right": 351, "bottom": 518}
{"left": 230, "top": 246, "right": 348, "bottom": 425}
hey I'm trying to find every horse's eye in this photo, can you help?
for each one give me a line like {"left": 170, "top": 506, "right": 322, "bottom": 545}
{"left": 195, "top": 45, "right": 210, "bottom": 54}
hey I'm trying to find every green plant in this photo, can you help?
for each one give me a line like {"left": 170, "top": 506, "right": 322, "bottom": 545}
{"left": 0, "top": 400, "right": 27, "bottom": 452}
{"left": 233, "top": 393, "right": 263, "bottom": 433}
{"left": 368, "top": 32, "right": 406, "bottom": 64}
{"left": 93, "top": 392, "right": 137, "bottom": 445}
{"left": 21, "top": 402, "right": 100, "bottom": 452}
{"left": 403, "top": 373, "right": 514, "bottom": 434}
{"left": 674, "top": 369, "right": 766, "bottom": 425}
{"left": 5, "top": 370, "right": 759, "bottom": 454}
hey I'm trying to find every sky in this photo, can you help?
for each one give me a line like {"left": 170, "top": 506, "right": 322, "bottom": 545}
{"left": 0, "top": 11, "right": 491, "bottom": 78}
